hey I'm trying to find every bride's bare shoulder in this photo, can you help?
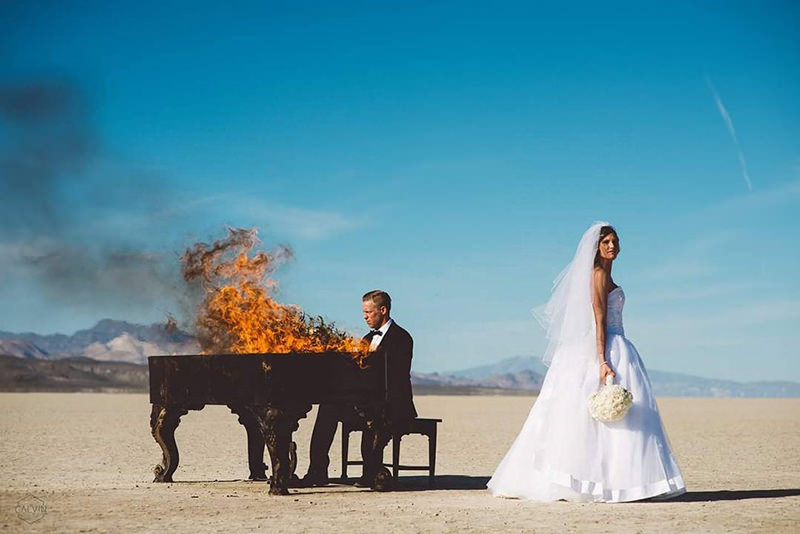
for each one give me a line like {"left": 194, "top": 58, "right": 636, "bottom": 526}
{"left": 593, "top": 267, "right": 613, "bottom": 296}
{"left": 593, "top": 266, "right": 609, "bottom": 285}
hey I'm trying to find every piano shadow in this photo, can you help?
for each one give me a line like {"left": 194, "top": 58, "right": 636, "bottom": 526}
{"left": 335, "top": 475, "right": 491, "bottom": 491}
{"left": 154, "top": 476, "right": 490, "bottom": 491}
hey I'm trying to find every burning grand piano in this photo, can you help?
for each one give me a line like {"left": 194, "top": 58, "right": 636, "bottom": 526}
{"left": 149, "top": 350, "right": 390, "bottom": 495}
{"left": 149, "top": 228, "right": 393, "bottom": 495}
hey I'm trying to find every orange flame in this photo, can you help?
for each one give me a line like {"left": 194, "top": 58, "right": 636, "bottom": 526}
{"left": 181, "top": 228, "right": 366, "bottom": 360}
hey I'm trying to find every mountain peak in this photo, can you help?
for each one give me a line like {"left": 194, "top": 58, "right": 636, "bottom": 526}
{"left": 0, "top": 318, "right": 197, "bottom": 360}
{"left": 92, "top": 318, "right": 140, "bottom": 330}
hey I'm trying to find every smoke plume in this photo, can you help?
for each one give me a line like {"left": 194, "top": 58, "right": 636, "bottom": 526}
{"left": 0, "top": 80, "right": 180, "bottom": 322}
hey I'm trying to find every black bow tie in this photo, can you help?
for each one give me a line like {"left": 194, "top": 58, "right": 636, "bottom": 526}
{"left": 369, "top": 330, "right": 383, "bottom": 337}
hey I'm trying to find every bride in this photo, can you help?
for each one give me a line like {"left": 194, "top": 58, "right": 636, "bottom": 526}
{"left": 487, "top": 222, "right": 686, "bottom": 502}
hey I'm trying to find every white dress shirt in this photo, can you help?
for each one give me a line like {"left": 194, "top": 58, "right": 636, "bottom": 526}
{"left": 368, "top": 319, "right": 393, "bottom": 352}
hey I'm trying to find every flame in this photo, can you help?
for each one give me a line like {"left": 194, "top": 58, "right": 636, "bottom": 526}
{"left": 181, "top": 227, "right": 367, "bottom": 361}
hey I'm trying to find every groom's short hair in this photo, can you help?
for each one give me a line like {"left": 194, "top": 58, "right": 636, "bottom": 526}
{"left": 362, "top": 290, "right": 391, "bottom": 312}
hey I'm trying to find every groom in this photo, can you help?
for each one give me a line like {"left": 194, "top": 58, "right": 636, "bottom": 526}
{"left": 301, "top": 290, "right": 417, "bottom": 488}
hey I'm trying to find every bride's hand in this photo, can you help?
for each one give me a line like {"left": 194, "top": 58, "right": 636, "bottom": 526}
{"left": 600, "top": 361, "right": 616, "bottom": 383}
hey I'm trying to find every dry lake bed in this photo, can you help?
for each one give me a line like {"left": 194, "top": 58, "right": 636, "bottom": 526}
{"left": 1, "top": 394, "right": 798, "bottom": 533}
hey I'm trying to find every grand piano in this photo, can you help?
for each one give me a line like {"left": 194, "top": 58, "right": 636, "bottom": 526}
{"left": 148, "top": 351, "right": 389, "bottom": 495}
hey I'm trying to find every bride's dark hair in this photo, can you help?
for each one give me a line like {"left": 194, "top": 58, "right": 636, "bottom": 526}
{"left": 598, "top": 225, "right": 617, "bottom": 240}
{"left": 594, "top": 225, "right": 619, "bottom": 265}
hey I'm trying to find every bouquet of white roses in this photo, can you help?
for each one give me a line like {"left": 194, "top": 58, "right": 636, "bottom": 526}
{"left": 589, "top": 375, "right": 633, "bottom": 423}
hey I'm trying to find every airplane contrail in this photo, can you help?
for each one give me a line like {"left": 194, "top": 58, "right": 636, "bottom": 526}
{"left": 706, "top": 77, "right": 753, "bottom": 191}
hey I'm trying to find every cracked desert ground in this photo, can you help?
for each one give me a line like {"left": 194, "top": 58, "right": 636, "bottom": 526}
{"left": 1, "top": 393, "right": 798, "bottom": 533}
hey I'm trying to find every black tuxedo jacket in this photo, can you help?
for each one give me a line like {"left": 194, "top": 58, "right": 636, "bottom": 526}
{"left": 364, "top": 321, "right": 417, "bottom": 423}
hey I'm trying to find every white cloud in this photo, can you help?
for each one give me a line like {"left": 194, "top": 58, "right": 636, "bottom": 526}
{"left": 81, "top": 193, "right": 363, "bottom": 241}
{"left": 625, "top": 296, "right": 800, "bottom": 380}
{"left": 637, "top": 229, "right": 735, "bottom": 283}
{"left": 188, "top": 194, "right": 362, "bottom": 240}
{"left": 699, "top": 180, "right": 800, "bottom": 221}
{"left": 637, "top": 281, "right": 740, "bottom": 304}
{"left": 629, "top": 298, "right": 800, "bottom": 355}
{"left": 245, "top": 202, "right": 360, "bottom": 240}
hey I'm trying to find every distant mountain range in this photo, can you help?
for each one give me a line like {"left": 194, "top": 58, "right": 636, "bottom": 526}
{"left": 0, "top": 355, "right": 148, "bottom": 392}
{"left": 0, "top": 319, "right": 198, "bottom": 364}
{"left": 1, "top": 322, "right": 798, "bottom": 397}
{"left": 420, "top": 355, "right": 800, "bottom": 398}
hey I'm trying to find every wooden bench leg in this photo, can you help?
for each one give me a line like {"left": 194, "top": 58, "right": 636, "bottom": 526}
{"left": 392, "top": 434, "right": 400, "bottom": 480}
{"left": 341, "top": 423, "right": 350, "bottom": 480}
{"left": 428, "top": 425, "right": 437, "bottom": 487}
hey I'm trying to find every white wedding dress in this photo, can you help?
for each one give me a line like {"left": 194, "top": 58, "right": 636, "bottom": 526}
{"left": 487, "top": 287, "right": 686, "bottom": 502}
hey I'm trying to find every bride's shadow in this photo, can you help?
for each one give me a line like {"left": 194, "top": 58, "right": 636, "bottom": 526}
{"left": 666, "top": 489, "right": 800, "bottom": 502}
{"left": 377, "top": 483, "right": 800, "bottom": 499}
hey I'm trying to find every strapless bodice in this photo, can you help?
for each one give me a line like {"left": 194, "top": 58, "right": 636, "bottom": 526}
{"left": 606, "top": 287, "right": 625, "bottom": 336}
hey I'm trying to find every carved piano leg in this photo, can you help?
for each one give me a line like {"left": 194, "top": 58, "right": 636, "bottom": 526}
{"left": 253, "top": 405, "right": 309, "bottom": 495}
{"left": 229, "top": 405, "right": 268, "bottom": 481}
{"left": 150, "top": 404, "right": 189, "bottom": 483}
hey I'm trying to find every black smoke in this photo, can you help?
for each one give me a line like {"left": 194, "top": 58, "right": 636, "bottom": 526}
{"left": 0, "top": 80, "right": 181, "bottom": 323}
{"left": 0, "top": 81, "right": 96, "bottom": 233}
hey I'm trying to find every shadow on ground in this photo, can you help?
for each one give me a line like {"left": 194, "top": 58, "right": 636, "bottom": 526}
{"left": 334, "top": 475, "right": 491, "bottom": 491}
{"left": 668, "top": 489, "right": 800, "bottom": 502}
{"left": 156, "top": 478, "right": 800, "bottom": 501}
{"left": 163, "top": 475, "right": 490, "bottom": 492}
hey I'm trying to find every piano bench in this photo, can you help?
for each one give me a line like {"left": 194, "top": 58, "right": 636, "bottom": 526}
{"left": 341, "top": 417, "right": 442, "bottom": 487}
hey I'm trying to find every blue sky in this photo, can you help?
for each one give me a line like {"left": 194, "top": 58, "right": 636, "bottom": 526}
{"left": 1, "top": 1, "right": 798, "bottom": 380}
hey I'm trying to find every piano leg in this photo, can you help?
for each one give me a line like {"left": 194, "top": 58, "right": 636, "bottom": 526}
{"left": 253, "top": 404, "right": 310, "bottom": 495}
{"left": 229, "top": 405, "right": 268, "bottom": 481}
{"left": 150, "top": 404, "right": 189, "bottom": 483}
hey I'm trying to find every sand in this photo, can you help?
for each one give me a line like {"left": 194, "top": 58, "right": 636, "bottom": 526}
{"left": 1, "top": 393, "right": 798, "bottom": 533}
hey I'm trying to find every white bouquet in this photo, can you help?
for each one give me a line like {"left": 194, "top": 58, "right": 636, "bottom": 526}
{"left": 589, "top": 375, "right": 633, "bottom": 423}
